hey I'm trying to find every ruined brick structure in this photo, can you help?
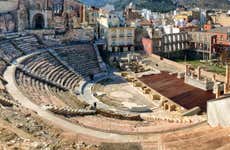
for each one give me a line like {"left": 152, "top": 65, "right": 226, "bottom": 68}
{"left": 188, "top": 31, "right": 217, "bottom": 59}
{"left": 152, "top": 32, "right": 190, "bottom": 54}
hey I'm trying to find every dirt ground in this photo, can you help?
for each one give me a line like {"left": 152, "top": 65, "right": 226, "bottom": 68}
{"left": 93, "top": 76, "right": 156, "bottom": 112}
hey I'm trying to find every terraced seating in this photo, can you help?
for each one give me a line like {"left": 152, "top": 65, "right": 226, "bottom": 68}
{"left": 0, "top": 59, "right": 8, "bottom": 75}
{"left": 71, "top": 113, "right": 204, "bottom": 134}
{"left": 141, "top": 113, "right": 206, "bottom": 124}
{"left": 0, "top": 95, "right": 17, "bottom": 107}
{"left": 53, "top": 44, "right": 101, "bottom": 77}
{"left": 0, "top": 41, "right": 22, "bottom": 62}
{"left": 21, "top": 52, "right": 82, "bottom": 91}
{"left": 15, "top": 69, "right": 87, "bottom": 109}
{"left": 44, "top": 105, "right": 96, "bottom": 116}
{"left": 12, "top": 35, "right": 44, "bottom": 54}
{"left": 0, "top": 78, "right": 18, "bottom": 106}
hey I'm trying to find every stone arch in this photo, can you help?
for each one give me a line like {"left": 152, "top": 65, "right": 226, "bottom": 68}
{"left": 33, "top": 13, "right": 44, "bottom": 29}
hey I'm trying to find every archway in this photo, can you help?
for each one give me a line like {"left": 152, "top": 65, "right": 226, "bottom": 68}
{"left": 33, "top": 14, "right": 44, "bottom": 29}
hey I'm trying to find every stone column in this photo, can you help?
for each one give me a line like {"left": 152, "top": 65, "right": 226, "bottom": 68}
{"left": 212, "top": 74, "right": 216, "bottom": 82}
{"left": 197, "top": 66, "right": 201, "bottom": 80}
{"left": 81, "top": 5, "right": 86, "bottom": 23}
{"left": 185, "top": 65, "right": 190, "bottom": 76}
{"left": 224, "top": 64, "right": 230, "bottom": 94}
{"left": 216, "top": 83, "right": 221, "bottom": 99}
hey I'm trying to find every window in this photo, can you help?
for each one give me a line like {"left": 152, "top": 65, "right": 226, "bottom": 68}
{"left": 77, "top": 12, "right": 80, "bottom": 17}
{"left": 36, "top": 3, "right": 41, "bottom": 10}
{"left": 220, "top": 35, "right": 224, "bottom": 41}
{"left": 69, "top": 6, "right": 74, "bottom": 11}
{"left": 228, "top": 32, "right": 230, "bottom": 41}
{"left": 53, "top": 4, "right": 63, "bottom": 16}
{"left": 127, "top": 32, "right": 132, "bottom": 37}
{"left": 112, "top": 41, "right": 116, "bottom": 46}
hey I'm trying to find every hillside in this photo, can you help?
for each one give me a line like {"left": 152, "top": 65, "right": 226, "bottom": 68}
{"left": 109, "top": 0, "right": 176, "bottom": 12}
{"left": 81, "top": 0, "right": 230, "bottom": 11}
{"left": 79, "top": 0, "right": 108, "bottom": 7}
{"left": 80, "top": 0, "right": 176, "bottom": 12}
{"left": 175, "top": 0, "right": 230, "bottom": 9}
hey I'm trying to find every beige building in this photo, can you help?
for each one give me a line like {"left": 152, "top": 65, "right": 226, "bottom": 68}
{"left": 107, "top": 27, "right": 135, "bottom": 52}
{"left": 97, "top": 9, "right": 135, "bottom": 52}
{"left": 86, "top": 7, "right": 99, "bottom": 26}
{"left": 188, "top": 32, "right": 217, "bottom": 59}
{"left": 209, "top": 12, "right": 230, "bottom": 27}
{"left": 0, "top": 0, "right": 87, "bottom": 33}
{"left": 174, "top": 10, "right": 200, "bottom": 22}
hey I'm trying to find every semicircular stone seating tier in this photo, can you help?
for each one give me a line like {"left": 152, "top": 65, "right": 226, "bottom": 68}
{"left": 20, "top": 52, "right": 82, "bottom": 91}
{"left": 12, "top": 35, "right": 44, "bottom": 54}
{"left": 15, "top": 69, "right": 87, "bottom": 110}
{"left": 0, "top": 40, "right": 23, "bottom": 62}
{"left": 53, "top": 44, "right": 101, "bottom": 77}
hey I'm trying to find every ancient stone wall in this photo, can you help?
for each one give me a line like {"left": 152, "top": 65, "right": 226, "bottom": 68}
{"left": 150, "top": 53, "right": 225, "bottom": 82}
{"left": 0, "top": 13, "right": 17, "bottom": 33}
{"left": 162, "top": 32, "right": 189, "bottom": 52}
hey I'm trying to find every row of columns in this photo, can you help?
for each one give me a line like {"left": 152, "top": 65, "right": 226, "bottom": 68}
{"left": 224, "top": 64, "right": 230, "bottom": 94}
{"left": 185, "top": 65, "right": 222, "bottom": 99}
{"left": 164, "top": 42, "right": 188, "bottom": 52}
{"left": 164, "top": 34, "right": 188, "bottom": 43}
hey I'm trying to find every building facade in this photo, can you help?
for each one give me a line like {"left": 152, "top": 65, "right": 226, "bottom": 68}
{"left": 97, "top": 9, "right": 135, "bottom": 52}
{"left": 107, "top": 27, "right": 135, "bottom": 52}
{"left": 152, "top": 32, "right": 189, "bottom": 54}
{"left": 0, "top": 0, "right": 87, "bottom": 33}
{"left": 209, "top": 13, "right": 230, "bottom": 27}
{"left": 188, "top": 31, "right": 217, "bottom": 59}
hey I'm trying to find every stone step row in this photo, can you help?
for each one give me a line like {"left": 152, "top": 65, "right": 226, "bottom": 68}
{"left": 44, "top": 105, "right": 96, "bottom": 116}
{"left": 17, "top": 68, "right": 68, "bottom": 91}
{"left": 0, "top": 96, "right": 18, "bottom": 107}
{"left": 141, "top": 114, "right": 206, "bottom": 124}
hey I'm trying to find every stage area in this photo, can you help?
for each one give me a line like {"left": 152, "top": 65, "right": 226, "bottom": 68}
{"left": 139, "top": 72, "right": 215, "bottom": 111}
{"left": 92, "top": 76, "right": 156, "bottom": 112}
